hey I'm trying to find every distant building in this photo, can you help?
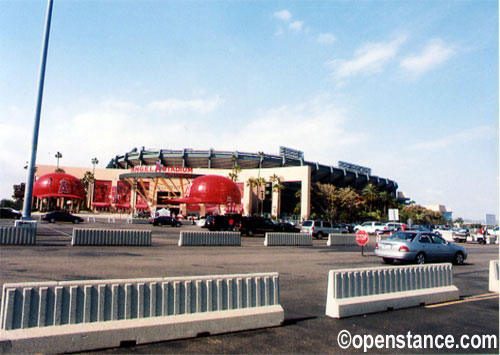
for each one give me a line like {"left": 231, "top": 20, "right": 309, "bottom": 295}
{"left": 425, "top": 204, "right": 452, "bottom": 222}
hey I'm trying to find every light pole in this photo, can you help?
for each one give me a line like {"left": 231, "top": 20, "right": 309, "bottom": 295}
{"left": 55, "top": 151, "right": 62, "bottom": 169}
{"left": 91, "top": 157, "right": 99, "bottom": 175}
{"left": 22, "top": 0, "right": 54, "bottom": 221}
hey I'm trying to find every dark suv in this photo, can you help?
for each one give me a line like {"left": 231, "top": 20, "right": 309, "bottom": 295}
{"left": 205, "top": 214, "right": 242, "bottom": 231}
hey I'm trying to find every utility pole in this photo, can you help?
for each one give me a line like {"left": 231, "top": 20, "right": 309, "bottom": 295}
{"left": 22, "top": 0, "right": 54, "bottom": 221}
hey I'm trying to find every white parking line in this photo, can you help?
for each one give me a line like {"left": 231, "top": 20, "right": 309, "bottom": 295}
{"left": 38, "top": 224, "right": 71, "bottom": 237}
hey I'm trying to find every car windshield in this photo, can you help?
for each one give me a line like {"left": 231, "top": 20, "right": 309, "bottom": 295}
{"left": 387, "top": 232, "right": 416, "bottom": 242}
{"left": 302, "top": 221, "right": 313, "bottom": 227}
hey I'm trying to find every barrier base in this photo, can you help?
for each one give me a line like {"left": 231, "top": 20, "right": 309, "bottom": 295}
{"left": 326, "top": 286, "right": 459, "bottom": 318}
{"left": 0, "top": 305, "right": 284, "bottom": 353}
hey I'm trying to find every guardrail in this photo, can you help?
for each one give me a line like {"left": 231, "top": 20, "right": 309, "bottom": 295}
{"left": 0, "top": 273, "right": 284, "bottom": 353}
{"left": 264, "top": 233, "right": 312, "bottom": 246}
{"left": 326, "top": 263, "right": 459, "bottom": 318}
{"left": 489, "top": 260, "right": 499, "bottom": 293}
{"left": 0, "top": 226, "right": 36, "bottom": 245}
{"left": 178, "top": 231, "right": 241, "bottom": 246}
{"left": 71, "top": 228, "right": 152, "bottom": 246}
{"left": 327, "top": 234, "right": 357, "bottom": 246}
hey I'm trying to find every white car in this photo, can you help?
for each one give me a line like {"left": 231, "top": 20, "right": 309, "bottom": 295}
{"left": 488, "top": 226, "right": 500, "bottom": 236}
{"left": 196, "top": 218, "right": 207, "bottom": 227}
{"left": 354, "top": 221, "right": 385, "bottom": 235}
{"left": 301, "top": 220, "right": 341, "bottom": 239}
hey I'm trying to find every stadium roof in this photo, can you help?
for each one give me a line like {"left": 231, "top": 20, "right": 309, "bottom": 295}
{"left": 107, "top": 148, "right": 398, "bottom": 192}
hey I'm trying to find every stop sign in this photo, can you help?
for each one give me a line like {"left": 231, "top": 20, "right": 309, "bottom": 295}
{"left": 356, "top": 230, "right": 369, "bottom": 246}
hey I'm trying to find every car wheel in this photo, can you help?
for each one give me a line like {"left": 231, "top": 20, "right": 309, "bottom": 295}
{"left": 73, "top": 219, "right": 79, "bottom": 224}
{"left": 158, "top": 222, "right": 162, "bottom": 226}
{"left": 416, "top": 253, "right": 426, "bottom": 265}
{"left": 248, "top": 230, "right": 254, "bottom": 237}
{"left": 453, "top": 252, "right": 464, "bottom": 265}
{"left": 50, "top": 218, "right": 55, "bottom": 223}
{"left": 383, "top": 258, "right": 394, "bottom": 264}
{"left": 317, "top": 232, "right": 324, "bottom": 240}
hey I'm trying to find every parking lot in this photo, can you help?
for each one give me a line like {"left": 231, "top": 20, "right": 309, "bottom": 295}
{"left": 0, "top": 218, "right": 498, "bottom": 353}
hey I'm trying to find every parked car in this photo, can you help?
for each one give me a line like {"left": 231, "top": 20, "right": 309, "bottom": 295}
{"left": 488, "top": 226, "right": 500, "bottom": 237}
{"left": 41, "top": 211, "right": 84, "bottom": 223}
{"left": 274, "top": 221, "right": 301, "bottom": 233}
{"left": 0, "top": 207, "right": 22, "bottom": 219}
{"left": 240, "top": 217, "right": 284, "bottom": 236}
{"left": 377, "top": 222, "right": 405, "bottom": 233}
{"left": 375, "top": 231, "right": 467, "bottom": 265}
{"left": 354, "top": 221, "right": 385, "bottom": 235}
{"left": 451, "top": 227, "right": 470, "bottom": 243}
{"left": 196, "top": 218, "right": 207, "bottom": 227}
{"left": 300, "top": 220, "right": 341, "bottom": 239}
{"left": 150, "top": 216, "right": 182, "bottom": 227}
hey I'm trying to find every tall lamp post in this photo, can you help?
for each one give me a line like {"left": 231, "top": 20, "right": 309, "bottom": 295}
{"left": 91, "top": 157, "right": 99, "bottom": 175}
{"left": 55, "top": 151, "right": 62, "bottom": 169}
{"left": 21, "top": 0, "right": 54, "bottom": 221}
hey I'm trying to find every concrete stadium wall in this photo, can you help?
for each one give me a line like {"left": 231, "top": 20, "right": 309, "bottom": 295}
{"left": 489, "top": 260, "right": 499, "bottom": 293}
{"left": 0, "top": 227, "right": 36, "bottom": 245}
{"left": 326, "top": 263, "right": 459, "bottom": 318}
{"left": 264, "top": 233, "right": 312, "bottom": 246}
{"left": 71, "top": 228, "right": 152, "bottom": 246}
{"left": 327, "top": 234, "right": 357, "bottom": 246}
{"left": 178, "top": 231, "right": 241, "bottom": 246}
{"left": 0, "top": 273, "right": 284, "bottom": 353}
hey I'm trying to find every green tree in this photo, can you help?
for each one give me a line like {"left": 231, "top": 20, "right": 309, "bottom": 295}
{"left": 80, "top": 171, "right": 95, "bottom": 209}
{"left": 228, "top": 160, "right": 241, "bottom": 182}
{"left": 247, "top": 177, "right": 266, "bottom": 215}
{"left": 454, "top": 217, "right": 464, "bottom": 225}
{"left": 12, "top": 183, "right": 25, "bottom": 210}
{"left": 0, "top": 199, "right": 17, "bottom": 209}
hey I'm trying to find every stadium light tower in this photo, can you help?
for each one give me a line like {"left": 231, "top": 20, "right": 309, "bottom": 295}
{"left": 22, "top": 0, "right": 54, "bottom": 221}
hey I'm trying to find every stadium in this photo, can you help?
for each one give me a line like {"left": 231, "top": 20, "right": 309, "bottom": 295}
{"left": 35, "top": 147, "right": 398, "bottom": 220}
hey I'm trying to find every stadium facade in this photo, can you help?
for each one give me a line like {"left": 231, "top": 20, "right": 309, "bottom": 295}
{"left": 36, "top": 147, "right": 398, "bottom": 220}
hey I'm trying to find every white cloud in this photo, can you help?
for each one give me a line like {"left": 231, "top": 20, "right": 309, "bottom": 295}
{"left": 317, "top": 33, "right": 336, "bottom": 44}
{"left": 409, "top": 125, "right": 494, "bottom": 150}
{"left": 273, "top": 10, "right": 292, "bottom": 22}
{"left": 288, "top": 21, "right": 303, "bottom": 32}
{"left": 147, "top": 96, "right": 222, "bottom": 114}
{"left": 400, "top": 39, "right": 455, "bottom": 75}
{"left": 326, "top": 35, "right": 407, "bottom": 79}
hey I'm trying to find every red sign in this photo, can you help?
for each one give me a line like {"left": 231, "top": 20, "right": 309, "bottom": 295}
{"left": 356, "top": 230, "right": 369, "bottom": 246}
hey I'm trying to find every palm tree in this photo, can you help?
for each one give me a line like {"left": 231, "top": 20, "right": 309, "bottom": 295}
{"left": 55, "top": 151, "right": 62, "bottom": 169}
{"left": 228, "top": 157, "right": 241, "bottom": 182}
{"left": 361, "top": 184, "right": 379, "bottom": 213}
{"left": 247, "top": 177, "right": 266, "bottom": 215}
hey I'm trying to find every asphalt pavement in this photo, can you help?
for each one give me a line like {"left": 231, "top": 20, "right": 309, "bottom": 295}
{"left": 0, "top": 219, "right": 498, "bottom": 354}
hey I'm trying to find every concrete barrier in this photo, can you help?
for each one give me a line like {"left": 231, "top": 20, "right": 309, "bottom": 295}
{"left": 327, "top": 234, "right": 357, "bottom": 246}
{"left": 127, "top": 218, "right": 150, "bottom": 224}
{"left": 0, "top": 226, "right": 36, "bottom": 245}
{"left": 108, "top": 217, "right": 116, "bottom": 223}
{"left": 264, "top": 233, "right": 312, "bottom": 246}
{"left": 87, "top": 216, "right": 96, "bottom": 223}
{"left": 489, "top": 260, "right": 499, "bottom": 293}
{"left": 326, "top": 263, "right": 459, "bottom": 318}
{"left": 0, "top": 272, "right": 284, "bottom": 353}
{"left": 178, "top": 231, "right": 241, "bottom": 246}
{"left": 71, "top": 228, "right": 152, "bottom": 246}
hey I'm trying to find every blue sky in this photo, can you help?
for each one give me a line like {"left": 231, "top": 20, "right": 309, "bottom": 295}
{"left": 0, "top": 0, "right": 498, "bottom": 221}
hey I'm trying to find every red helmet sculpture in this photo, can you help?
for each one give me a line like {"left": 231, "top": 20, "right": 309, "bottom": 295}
{"left": 170, "top": 175, "right": 241, "bottom": 205}
{"left": 33, "top": 172, "right": 85, "bottom": 200}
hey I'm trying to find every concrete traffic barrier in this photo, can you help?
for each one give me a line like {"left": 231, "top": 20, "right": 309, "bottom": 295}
{"left": 0, "top": 272, "right": 284, "bottom": 353}
{"left": 87, "top": 216, "right": 96, "bottom": 223}
{"left": 264, "top": 233, "right": 312, "bottom": 246}
{"left": 71, "top": 228, "right": 152, "bottom": 246}
{"left": 178, "top": 231, "right": 241, "bottom": 246}
{"left": 327, "top": 234, "right": 357, "bottom": 246}
{"left": 326, "top": 263, "right": 459, "bottom": 318}
{"left": 0, "top": 226, "right": 36, "bottom": 245}
{"left": 126, "top": 218, "right": 150, "bottom": 224}
{"left": 489, "top": 260, "right": 499, "bottom": 293}
{"left": 108, "top": 217, "right": 116, "bottom": 223}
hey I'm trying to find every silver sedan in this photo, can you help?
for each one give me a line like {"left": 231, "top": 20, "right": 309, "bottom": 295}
{"left": 375, "top": 231, "right": 467, "bottom": 265}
